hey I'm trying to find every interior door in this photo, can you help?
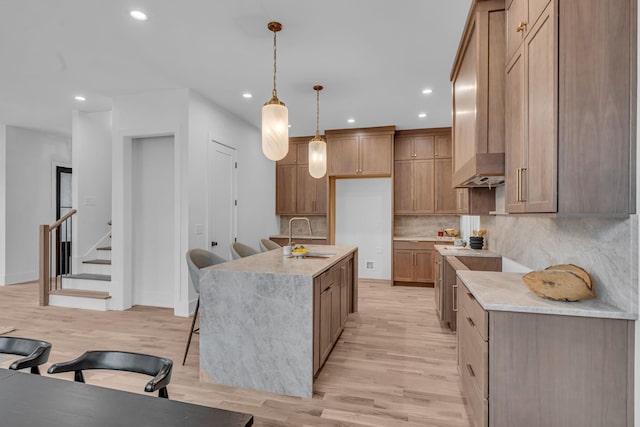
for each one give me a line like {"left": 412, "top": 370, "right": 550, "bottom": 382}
{"left": 208, "top": 141, "right": 237, "bottom": 260}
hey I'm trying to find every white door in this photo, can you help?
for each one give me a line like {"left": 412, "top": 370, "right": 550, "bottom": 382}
{"left": 208, "top": 141, "right": 237, "bottom": 260}
{"left": 132, "top": 136, "right": 175, "bottom": 308}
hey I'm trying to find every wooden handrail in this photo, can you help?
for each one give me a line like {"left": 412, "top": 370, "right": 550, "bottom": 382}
{"left": 50, "top": 209, "right": 77, "bottom": 231}
{"left": 40, "top": 209, "right": 78, "bottom": 306}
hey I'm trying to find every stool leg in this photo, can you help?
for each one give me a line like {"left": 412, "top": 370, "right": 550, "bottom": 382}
{"left": 182, "top": 296, "right": 200, "bottom": 365}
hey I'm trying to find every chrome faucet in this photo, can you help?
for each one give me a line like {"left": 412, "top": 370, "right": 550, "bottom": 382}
{"left": 288, "top": 217, "right": 312, "bottom": 247}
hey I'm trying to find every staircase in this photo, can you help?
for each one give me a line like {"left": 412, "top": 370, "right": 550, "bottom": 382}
{"left": 43, "top": 218, "right": 113, "bottom": 311}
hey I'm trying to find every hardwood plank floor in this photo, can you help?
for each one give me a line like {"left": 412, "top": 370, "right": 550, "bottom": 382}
{"left": 0, "top": 280, "right": 471, "bottom": 426}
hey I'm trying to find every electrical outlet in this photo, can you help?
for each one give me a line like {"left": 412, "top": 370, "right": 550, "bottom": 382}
{"left": 195, "top": 224, "right": 204, "bottom": 235}
{"left": 365, "top": 260, "right": 375, "bottom": 270}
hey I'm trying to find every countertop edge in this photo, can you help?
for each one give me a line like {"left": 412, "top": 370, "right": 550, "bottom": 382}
{"left": 457, "top": 271, "right": 637, "bottom": 321}
{"left": 270, "top": 235, "right": 327, "bottom": 240}
{"left": 434, "top": 245, "right": 501, "bottom": 257}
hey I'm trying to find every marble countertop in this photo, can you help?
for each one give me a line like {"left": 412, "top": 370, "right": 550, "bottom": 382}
{"left": 270, "top": 235, "right": 327, "bottom": 240}
{"left": 208, "top": 244, "right": 356, "bottom": 277}
{"left": 394, "top": 236, "right": 456, "bottom": 242}
{"left": 456, "top": 270, "right": 636, "bottom": 320}
{"left": 435, "top": 245, "right": 501, "bottom": 257}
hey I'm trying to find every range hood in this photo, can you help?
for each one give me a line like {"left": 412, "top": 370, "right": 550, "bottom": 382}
{"left": 453, "top": 152, "right": 505, "bottom": 188}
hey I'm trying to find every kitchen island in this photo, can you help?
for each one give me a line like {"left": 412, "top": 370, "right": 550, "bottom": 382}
{"left": 199, "top": 245, "right": 357, "bottom": 398}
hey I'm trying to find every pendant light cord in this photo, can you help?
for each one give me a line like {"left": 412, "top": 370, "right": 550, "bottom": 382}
{"left": 272, "top": 30, "right": 278, "bottom": 98}
{"left": 315, "top": 89, "right": 321, "bottom": 137}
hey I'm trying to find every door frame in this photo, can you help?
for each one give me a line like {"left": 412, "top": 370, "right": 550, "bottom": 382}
{"left": 112, "top": 126, "right": 186, "bottom": 316}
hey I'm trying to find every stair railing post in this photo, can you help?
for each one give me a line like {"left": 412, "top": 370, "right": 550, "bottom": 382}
{"left": 39, "top": 224, "right": 50, "bottom": 306}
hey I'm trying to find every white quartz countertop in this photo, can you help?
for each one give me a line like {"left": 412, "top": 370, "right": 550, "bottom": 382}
{"left": 208, "top": 244, "right": 356, "bottom": 277}
{"left": 456, "top": 270, "right": 636, "bottom": 320}
{"left": 269, "top": 235, "right": 327, "bottom": 240}
{"left": 394, "top": 236, "right": 455, "bottom": 242}
{"left": 435, "top": 245, "right": 501, "bottom": 258}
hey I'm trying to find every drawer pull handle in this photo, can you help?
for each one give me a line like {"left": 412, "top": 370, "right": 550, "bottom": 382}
{"left": 466, "top": 364, "right": 475, "bottom": 377}
{"left": 466, "top": 317, "right": 475, "bottom": 327}
{"left": 516, "top": 21, "right": 527, "bottom": 32}
{"left": 466, "top": 292, "right": 475, "bottom": 301}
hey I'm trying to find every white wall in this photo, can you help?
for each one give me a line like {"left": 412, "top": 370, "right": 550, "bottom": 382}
{"left": 335, "top": 178, "right": 392, "bottom": 280}
{"left": 3, "top": 126, "right": 71, "bottom": 285}
{"left": 111, "top": 88, "right": 189, "bottom": 313}
{"left": 187, "top": 91, "right": 277, "bottom": 310}
{"left": 72, "top": 111, "right": 112, "bottom": 266}
{"left": 0, "top": 126, "right": 6, "bottom": 284}
{"left": 111, "top": 88, "right": 274, "bottom": 316}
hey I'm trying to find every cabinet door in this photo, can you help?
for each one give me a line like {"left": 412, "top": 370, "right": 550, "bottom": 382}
{"left": 328, "top": 136, "right": 359, "bottom": 176}
{"left": 394, "top": 161, "right": 414, "bottom": 214}
{"left": 296, "top": 165, "right": 315, "bottom": 214}
{"left": 276, "top": 165, "right": 297, "bottom": 214}
{"left": 414, "top": 250, "right": 434, "bottom": 283}
{"left": 434, "top": 135, "right": 451, "bottom": 158}
{"left": 394, "top": 136, "right": 414, "bottom": 161}
{"left": 524, "top": 6, "right": 556, "bottom": 213}
{"left": 413, "top": 135, "right": 435, "bottom": 160}
{"left": 319, "top": 287, "right": 333, "bottom": 365}
{"left": 340, "top": 263, "right": 349, "bottom": 327}
{"left": 313, "top": 173, "right": 327, "bottom": 214}
{"left": 456, "top": 188, "right": 470, "bottom": 214}
{"left": 360, "top": 134, "right": 392, "bottom": 176}
{"left": 435, "top": 158, "right": 457, "bottom": 214}
{"left": 277, "top": 143, "right": 298, "bottom": 165}
{"left": 506, "top": 0, "right": 527, "bottom": 61}
{"left": 434, "top": 254, "right": 442, "bottom": 313}
{"left": 331, "top": 283, "right": 342, "bottom": 342}
{"left": 393, "top": 249, "right": 415, "bottom": 282}
{"left": 296, "top": 142, "right": 308, "bottom": 165}
{"left": 413, "top": 160, "right": 435, "bottom": 213}
{"left": 505, "top": 48, "right": 526, "bottom": 213}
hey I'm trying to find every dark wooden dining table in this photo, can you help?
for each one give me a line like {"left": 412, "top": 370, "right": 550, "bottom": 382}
{"left": 0, "top": 368, "right": 253, "bottom": 426}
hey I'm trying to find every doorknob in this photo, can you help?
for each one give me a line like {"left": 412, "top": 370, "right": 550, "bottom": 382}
{"left": 211, "top": 241, "right": 218, "bottom": 247}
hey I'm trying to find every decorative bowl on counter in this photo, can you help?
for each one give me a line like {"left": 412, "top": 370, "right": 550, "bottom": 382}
{"left": 292, "top": 245, "right": 308, "bottom": 258}
{"left": 444, "top": 228, "right": 459, "bottom": 237}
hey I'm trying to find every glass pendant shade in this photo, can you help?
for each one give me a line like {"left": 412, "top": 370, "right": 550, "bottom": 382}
{"left": 261, "top": 102, "right": 289, "bottom": 161}
{"left": 308, "top": 137, "right": 327, "bottom": 178}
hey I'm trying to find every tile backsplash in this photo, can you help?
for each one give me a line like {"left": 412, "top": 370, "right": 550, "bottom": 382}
{"left": 394, "top": 215, "right": 460, "bottom": 237}
{"left": 279, "top": 216, "right": 327, "bottom": 237}
{"left": 482, "top": 214, "right": 637, "bottom": 314}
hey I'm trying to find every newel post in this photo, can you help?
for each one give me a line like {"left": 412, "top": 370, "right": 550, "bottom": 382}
{"left": 39, "top": 224, "right": 50, "bottom": 306}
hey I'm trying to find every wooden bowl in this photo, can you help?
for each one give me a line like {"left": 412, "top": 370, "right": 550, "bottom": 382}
{"left": 444, "top": 228, "right": 459, "bottom": 237}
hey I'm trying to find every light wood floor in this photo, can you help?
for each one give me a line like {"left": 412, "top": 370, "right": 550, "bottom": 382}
{"left": 0, "top": 280, "right": 471, "bottom": 427}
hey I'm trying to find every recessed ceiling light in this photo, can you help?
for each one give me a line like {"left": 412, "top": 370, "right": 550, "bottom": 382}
{"left": 242, "top": 93, "right": 252, "bottom": 99}
{"left": 347, "top": 119, "right": 355, "bottom": 124}
{"left": 74, "top": 96, "right": 86, "bottom": 102}
{"left": 422, "top": 88, "right": 433, "bottom": 95}
{"left": 130, "top": 10, "right": 147, "bottom": 21}
{"left": 418, "top": 113, "right": 427, "bottom": 118}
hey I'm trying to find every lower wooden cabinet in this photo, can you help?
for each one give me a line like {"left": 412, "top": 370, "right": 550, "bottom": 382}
{"left": 394, "top": 241, "right": 452, "bottom": 286}
{"left": 457, "top": 280, "right": 633, "bottom": 426}
{"left": 313, "top": 254, "right": 355, "bottom": 375}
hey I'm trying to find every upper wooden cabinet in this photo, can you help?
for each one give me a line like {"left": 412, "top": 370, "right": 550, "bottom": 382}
{"left": 505, "top": 0, "right": 636, "bottom": 215}
{"left": 276, "top": 136, "right": 327, "bottom": 215}
{"left": 450, "top": 0, "right": 506, "bottom": 188}
{"left": 394, "top": 129, "right": 458, "bottom": 215}
{"left": 326, "top": 126, "right": 394, "bottom": 177}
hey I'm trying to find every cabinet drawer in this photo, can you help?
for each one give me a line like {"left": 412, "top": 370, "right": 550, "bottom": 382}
{"left": 458, "top": 305, "right": 488, "bottom": 398}
{"left": 459, "top": 346, "right": 489, "bottom": 427}
{"left": 394, "top": 241, "right": 435, "bottom": 251}
{"left": 458, "top": 280, "right": 488, "bottom": 341}
{"left": 320, "top": 269, "right": 335, "bottom": 292}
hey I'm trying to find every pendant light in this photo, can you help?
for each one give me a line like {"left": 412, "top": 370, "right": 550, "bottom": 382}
{"left": 262, "top": 21, "right": 289, "bottom": 161}
{"left": 308, "top": 85, "right": 327, "bottom": 178}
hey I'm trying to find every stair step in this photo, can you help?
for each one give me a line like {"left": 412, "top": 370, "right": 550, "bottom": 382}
{"left": 63, "top": 273, "right": 111, "bottom": 281}
{"left": 82, "top": 259, "right": 111, "bottom": 265}
{"left": 97, "top": 246, "right": 112, "bottom": 251}
{"left": 50, "top": 289, "right": 111, "bottom": 299}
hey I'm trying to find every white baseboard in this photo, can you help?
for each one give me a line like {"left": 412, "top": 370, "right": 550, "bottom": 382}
{"left": 0, "top": 271, "right": 37, "bottom": 286}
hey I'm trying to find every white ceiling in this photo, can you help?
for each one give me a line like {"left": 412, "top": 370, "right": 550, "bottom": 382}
{"left": 0, "top": 0, "right": 472, "bottom": 137}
